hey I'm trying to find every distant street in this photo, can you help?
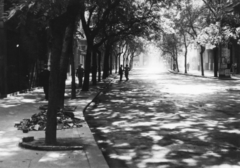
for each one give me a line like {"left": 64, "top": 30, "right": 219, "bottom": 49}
{"left": 85, "top": 67, "right": 240, "bottom": 168}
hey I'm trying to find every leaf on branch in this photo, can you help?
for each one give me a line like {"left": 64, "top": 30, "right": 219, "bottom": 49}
{"left": 28, "top": 2, "right": 35, "bottom": 9}
{"left": 8, "top": 9, "right": 17, "bottom": 20}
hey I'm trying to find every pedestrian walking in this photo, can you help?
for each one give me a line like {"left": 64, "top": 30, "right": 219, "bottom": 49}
{"left": 39, "top": 65, "right": 50, "bottom": 100}
{"left": 119, "top": 65, "right": 123, "bottom": 81}
{"left": 76, "top": 64, "right": 84, "bottom": 88}
{"left": 173, "top": 63, "right": 176, "bottom": 71}
{"left": 233, "top": 63, "right": 237, "bottom": 74}
{"left": 125, "top": 64, "right": 130, "bottom": 81}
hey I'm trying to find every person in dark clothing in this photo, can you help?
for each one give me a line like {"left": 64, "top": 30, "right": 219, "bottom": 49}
{"left": 76, "top": 64, "right": 84, "bottom": 88}
{"left": 125, "top": 64, "right": 130, "bottom": 81}
{"left": 39, "top": 65, "right": 50, "bottom": 100}
{"left": 119, "top": 65, "right": 123, "bottom": 81}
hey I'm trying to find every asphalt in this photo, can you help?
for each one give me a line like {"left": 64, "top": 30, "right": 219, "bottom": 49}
{"left": 0, "top": 75, "right": 117, "bottom": 168}
{"left": 83, "top": 68, "right": 240, "bottom": 168}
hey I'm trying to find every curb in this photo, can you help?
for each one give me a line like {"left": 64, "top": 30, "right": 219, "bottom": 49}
{"left": 83, "top": 74, "right": 117, "bottom": 114}
{"left": 168, "top": 70, "right": 239, "bottom": 80}
{"left": 19, "top": 141, "right": 83, "bottom": 151}
{"left": 85, "top": 125, "right": 131, "bottom": 168}
{"left": 82, "top": 91, "right": 102, "bottom": 113}
{"left": 83, "top": 74, "right": 131, "bottom": 168}
{"left": 18, "top": 76, "right": 116, "bottom": 151}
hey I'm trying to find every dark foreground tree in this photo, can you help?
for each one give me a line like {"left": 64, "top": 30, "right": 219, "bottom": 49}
{"left": 5, "top": 0, "right": 81, "bottom": 145}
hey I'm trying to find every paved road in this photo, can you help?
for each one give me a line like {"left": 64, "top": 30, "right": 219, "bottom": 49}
{"left": 85, "top": 68, "right": 240, "bottom": 168}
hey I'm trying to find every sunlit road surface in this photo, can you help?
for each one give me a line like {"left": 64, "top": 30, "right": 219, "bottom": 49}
{"left": 86, "top": 67, "right": 240, "bottom": 168}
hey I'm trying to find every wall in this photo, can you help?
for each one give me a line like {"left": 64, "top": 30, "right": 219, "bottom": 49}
{"left": 187, "top": 44, "right": 214, "bottom": 71}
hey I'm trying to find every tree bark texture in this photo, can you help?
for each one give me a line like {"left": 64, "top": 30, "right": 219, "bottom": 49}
{"left": 184, "top": 49, "right": 188, "bottom": 74}
{"left": 236, "top": 42, "right": 240, "bottom": 74}
{"left": 45, "top": 0, "right": 80, "bottom": 145}
{"left": 82, "top": 39, "right": 93, "bottom": 91}
{"left": 119, "top": 54, "right": 121, "bottom": 67}
{"left": 46, "top": 14, "right": 68, "bottom": 145}
{"left": 175, "top": 58, "right": 179, "bottom": 72}
{"left": 115, "top": 55, "right": 118, "bottom": 73}
{"left": 213, "top": 47, "right": 218, "bottom": 77}
{"left": 110, "top": 51, "right": 113, "bottom": 75}
{"left": 92, "top": 49, "right": 97, "bottom": 85}
{"left": 174, "top": 47, "right": 179, "bottom": 72}
{"left": 65, "top": 21, "right": 76, "bottom": 99}
{"left": 97, "top": 50, "right": 102, "bottom": 82}
{"left": 183, "top": 34, "right": 188, "bottom": 74}
{"left": 59, "top": 27, "right": 72, "bottom": 107}
{"left": 70, "top": 52, "right": 76, "bottom": 99}
{"left": 103, "top": 43, "right": 111, "bottom": 79}
{"left": 200, "top": 46, "right": 205, "bottom": 76}
{"left": 130, "top": 54, "right": 134, "bottom": 70}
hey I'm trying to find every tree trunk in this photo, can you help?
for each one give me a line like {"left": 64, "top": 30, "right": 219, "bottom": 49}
{"left": 45, "top": 0, "right": 81, "bottom": 145}
{"left": 59, "top": 33, "right": 69, "bottom": 107}
{"left": 200, "top": 46, "right": 205, "bottom": 76}
{"left": 183, "top": 34, "right": 188, "bottom": 74}
{"left": 213, "top": 47, "right": 218, "bottom": 77}
{"left": 29, "top": 62, "right": 37, "bottom": 89}
{"left": 46, "top": 14, "right": 68, "bottom": 145}
{"left": 115, "top": 55, "right": 118, "bottom": 73}
{"left": 92, "top": 49, "right": 97, "bottom": 85}
{"left": 175, "top": 58, "right": 179, "bottom": 72}
{"left": 184, "top": 48, "right": 188, "bottom": 74}
{"left": 82, "top": 39, "right": 93, "bottom": 91}
{"left": 122, "top": 46, "right": 128, "bottom": 66}
{"left": 130, "top": 54, "right": 134, "bottom": 70}
{"left": 68, "top": 19, "right": 76, "bottom": 99}
{"left": 59, "top": 75, "right": 67, "bottom": 108}
{"left": 174, "top": 47, "right": 179, "bottom": 72}
{"left": 103, "top": 43, "right": 111, "bottom": 79}
{"left": 119, "top": 54, "right": 121, "bottom": 67}
{"left": 59, "top": 20, "right": 76, "bottom": 106}
{"left": 110, "top": 51, "right": 113, "bottom": 75}
{"left": 97, "top": 50, "right": 101, "bottom": 82}
{"left": 70, "top": 52, "right": 76, "bottom": 98}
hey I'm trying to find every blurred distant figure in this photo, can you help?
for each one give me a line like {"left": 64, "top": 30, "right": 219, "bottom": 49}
{"left": 119, "top": 65, "right": 123, "bottom": 81}
{"left": 125, "top": 64, "right": 130, "bottom": 81}
{"left": 39, "top": 65, "right": 50, "bottom": 100}
{"left": 187, "top": 63, "right": 190, "bottom": 71}
{"left": 173, "top": 63, "right": 176, "bottom": 71}
{"left": 233, "top": 63, "right": 237, "bottom": 74}
{"left": 76, "top": 64, "right": 84, "bottom": 88}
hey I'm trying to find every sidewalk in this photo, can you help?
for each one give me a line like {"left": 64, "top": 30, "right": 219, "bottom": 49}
{"left": 0, "top": 75, "right": 117, "bottom": 168}
{"left": 169, "top": 69, "right": 240, "bottom": 80}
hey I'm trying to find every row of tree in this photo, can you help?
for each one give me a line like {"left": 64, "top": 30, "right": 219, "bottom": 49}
{"left": 152, "top": 0, "right": 240, "bottom": 77}
{"left": 3, "top": 0, "right": 174, "bottom": 145}
{"left": 6, "top": 0, "right": 239, "bottom": 146}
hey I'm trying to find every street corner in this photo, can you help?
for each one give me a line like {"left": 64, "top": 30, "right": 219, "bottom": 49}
{"left": 19, "top": 137, "right": 83, "bottom": 151}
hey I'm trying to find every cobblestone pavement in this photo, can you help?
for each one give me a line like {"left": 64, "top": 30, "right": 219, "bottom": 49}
{"left": 85, "top": 68, "right": 240, "bottom": 168}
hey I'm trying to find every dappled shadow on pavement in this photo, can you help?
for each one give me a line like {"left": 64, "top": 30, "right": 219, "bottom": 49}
{"left": 85, "top": 69, "right": 240, "bottom": 168}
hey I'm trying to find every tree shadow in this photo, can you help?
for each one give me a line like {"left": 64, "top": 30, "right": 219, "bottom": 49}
{"left": 85, "top": 76, "right": 240, "bottom": 168}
